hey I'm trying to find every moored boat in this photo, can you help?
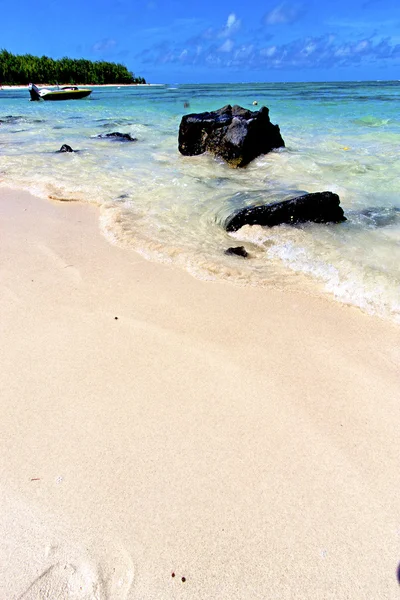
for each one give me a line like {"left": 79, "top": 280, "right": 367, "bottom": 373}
{"left": 29, "top": 83, "right": 92, "bottom": 101}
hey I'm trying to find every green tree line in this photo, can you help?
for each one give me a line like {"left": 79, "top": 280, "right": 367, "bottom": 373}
{"left": 0, "top": 49, "right": 146, "bottom": 85}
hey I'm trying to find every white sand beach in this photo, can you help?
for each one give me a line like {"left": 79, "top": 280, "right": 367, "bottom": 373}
{"left": 1, "top": 188, "right": 399, "bottom": 599}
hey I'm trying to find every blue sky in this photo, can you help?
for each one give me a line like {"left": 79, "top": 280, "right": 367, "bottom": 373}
{"left": 2, "top": 0, "right": 400, "bottom": 82}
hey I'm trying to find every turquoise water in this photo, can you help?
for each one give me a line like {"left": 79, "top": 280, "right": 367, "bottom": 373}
{"left": 1, "top": 82, "right": 400, "bottom": 320}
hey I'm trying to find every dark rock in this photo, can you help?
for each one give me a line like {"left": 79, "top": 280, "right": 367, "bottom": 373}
{"left": 224, "top": 246, "right": 249, "bottom": 258}
{"left": 225, "top": 192, "right": 346, "bottom": 232}
{"left": 97, "top": 132, "right": 137, "bottom": 141}
{"left": 178, "top": 104, "right": 284, "bottom": 168}
{"left": 58, "top": 144, "right": 74, "bottom": 153}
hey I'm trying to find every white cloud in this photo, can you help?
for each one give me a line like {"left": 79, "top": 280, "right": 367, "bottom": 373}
{"left": 233, "top": 45, "right": 254, "bottom": 60}
{"left": 220, "top": 13, "right": 241, "bottom": 37}
{"left": 264, "top": 2, "right": 306, "bottom": 25}
{"left": 355, "top": 40, "right": 369, "bottom": 52}
{"left": 227, "top": 14, "right": 237, "bottom": 28}
{"left": 301, "top": 42, "right": 317, "bottom": 56}
{"left": 334, "top": 45, "right": 350, "bottom": 57}
{"left": 325, "top": 17, "right": 396, "bottom": 29}
{"left": 138, "top": 18, "right": 400, "bottom": 72}
{"left": 219, "top": 39, "right": 234, "bottom": 53}
{"left": 92, "top": 38, "right": 117, "bottom": 53}
{"left": 260, "top": 46, "right": 277, "bottom": 57}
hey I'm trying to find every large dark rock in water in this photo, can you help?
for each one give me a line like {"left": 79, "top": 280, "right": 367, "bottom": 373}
{"left": 97, "top": 132, "right": 137, "bottom": 141}
{"left": 178, "top": 104, "right": 285, "bottom": 168}
{"left": 225, "top": 192, "right": 346, "bottom": 232}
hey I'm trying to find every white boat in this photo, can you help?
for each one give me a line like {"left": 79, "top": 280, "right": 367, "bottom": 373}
{"left": 29, "top": 83, "right": 92, "bottom": 101}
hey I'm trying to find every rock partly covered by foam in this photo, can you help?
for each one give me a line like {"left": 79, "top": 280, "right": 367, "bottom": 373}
{"left": 97, "top": 132, "right": 137, "bottom": 141}
{"left": 178, "top": 105, "right": 285, "bottom": 168}
{"left": 224, "top": 246, "right": 249, "bottom": 258}
{"left": 224, "top": 192, "right": 346, "bottom": 232}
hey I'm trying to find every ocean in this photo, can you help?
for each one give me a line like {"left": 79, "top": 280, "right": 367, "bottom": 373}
{"left": 1, "top": 82, "right": 399, "bottom": 321}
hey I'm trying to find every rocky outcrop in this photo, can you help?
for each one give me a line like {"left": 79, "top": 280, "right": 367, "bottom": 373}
{"left": 178, "top": 105, "right": 284, "bottom": 168}
{"left": 224, "top": 192, "right": 346, "bottom": 232}
{"left": 97, "top": 132, "right": 137, "bottom": 141}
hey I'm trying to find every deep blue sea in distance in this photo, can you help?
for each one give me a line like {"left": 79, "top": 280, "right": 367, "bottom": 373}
{"left": 1, "top": 81, "right": 399, "bottom": 320}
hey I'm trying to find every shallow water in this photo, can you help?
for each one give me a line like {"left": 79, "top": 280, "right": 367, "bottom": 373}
{"left": 1, "top": 82, "right": 399, "bottom": 321}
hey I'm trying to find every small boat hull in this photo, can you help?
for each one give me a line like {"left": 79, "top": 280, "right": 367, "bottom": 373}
{"left": 41, "top": 89, "right": 92, "bottom": 101}
{"left": 29, "top": 83, "right": 92, "bottom": 101}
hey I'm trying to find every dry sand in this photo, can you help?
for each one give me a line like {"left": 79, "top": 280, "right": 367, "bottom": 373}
{"left": 0, "top": 188, "right": 399, "bottom": 599}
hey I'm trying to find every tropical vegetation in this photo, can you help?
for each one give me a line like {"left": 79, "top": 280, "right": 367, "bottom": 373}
{"left": 0, "top": 50, "right": 146, "bottom": 85}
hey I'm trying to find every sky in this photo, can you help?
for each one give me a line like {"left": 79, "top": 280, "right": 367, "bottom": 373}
{"left": 1, "top": 0, "right": 400, "bottom": 82}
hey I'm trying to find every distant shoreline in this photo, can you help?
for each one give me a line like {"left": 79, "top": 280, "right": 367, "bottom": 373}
{"left": 0, "top": 83, "right": 163, "bottom": 90}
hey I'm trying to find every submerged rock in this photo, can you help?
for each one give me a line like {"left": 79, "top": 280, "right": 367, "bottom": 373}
{"left": 0, "top": 115, "right": 44, "bottom": 125}
{"left": 178, "top": 104, "right": 284, "bottom": 168}
{"left": 224, "top": 246, "right": 249, "bottom": 258}
{"left": 97, "top": 132, "right": 137, "bottom": 142}
{"left": 224, "top": 191, "right": 346, "bottom": 232}
{"left": 58, "top": 144, "right": 74, "bottom": 153}
{"left": 357, "top": 206, "right": 400, "bottom": 228}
